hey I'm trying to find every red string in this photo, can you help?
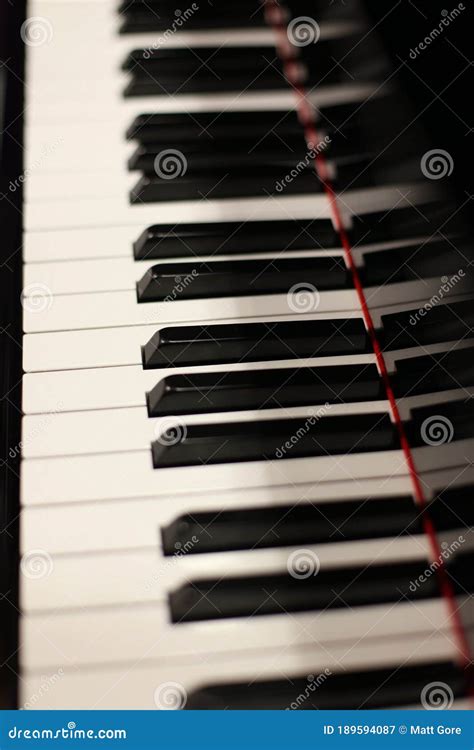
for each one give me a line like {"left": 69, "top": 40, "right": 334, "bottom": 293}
{"left": 265, "top": 0, "right": 474, "bottom": 683}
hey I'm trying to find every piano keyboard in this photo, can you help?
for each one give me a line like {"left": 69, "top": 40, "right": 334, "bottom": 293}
{"left": 11, "top": 0, "right": 474, "bottom": 709}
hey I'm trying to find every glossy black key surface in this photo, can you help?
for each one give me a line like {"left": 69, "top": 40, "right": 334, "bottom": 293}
{"left": 119, "top": 0, "right": 265, "bottom": 33}
{"left": 161, "top": 495, "right": 417, "bottom": 555}
{"left": 128, "top": 139, "right": 309, "bottom": 173}
{"left": 122, "top": 47, "right": 289, "bottom": 96}
{"left": 382, "top": 300, "right": 474, "bottom": 350}
{"left": 147, "top": 363, "right": 383, "bottom": 417}
{"left": 169, "top": 559, "right": 438, "bottom": 622}
{"left": 152, "top": 413, "right": 397, "bottom": 468}
{"left": 362, "top": 241, "right": 474, "bottom": 286}
{"left": 185, "top": 662, "right": 466, "bottom": 709}
{"left": 134, "top": 219, "right": 340, "bottom": 260}
{"left": 350, "top": 202, "right": 463, "bottom": 246}
{"left": 394, "top": 348, "right": 474, "bottom": 396}
{"left": 126, "top": 111, "right": 302, "bottom": 145}
{"left": 409, "top": 398, "right": 474, "bottom": 445}
{"left": 137, "top": 257, "right": 348, "bottom": 302}
{"left": 142, "top": 318, "right": 369, "bottom": 369}
{"left": 130, "top": 161, "right": 322, "bottom": 203}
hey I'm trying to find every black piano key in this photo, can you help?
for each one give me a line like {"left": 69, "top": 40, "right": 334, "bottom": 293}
{"left": 126, "top": 111, "right": 302, "bottom": 145}
{"left": 128, "top": 139, "right": 308, "bottom": 173}
{"left": 362, "top": 241, "right": 474, "bottom": 286}
{"left": 409, "top": 398, "right": 474, "bottom": 446}
{"left": 130, "top": 163, "right": 322, "bottom": 203}
{"left": 142, "top": 318, "right": 369, "bottom": 369}
{"left": 381, "top": 299, "right": 474, "bottom": 350}
{"left": 394, "top": 347, "right": 474, "bottom": 397}
{"left": 185, "top": 662, "right": 466, "bottom": 709}
{"left": 428, "top": 483, "right": 474, "bottom": 530}
{"left": 147, "top": 363, "right": 383, "bottom": 417}
{"left": 122, "top": 47, "right": 289, "bottom": 96}
{"left": 134, "top": 219, "right": 340, "bottom": 260}
{"left": 350, "top": 201, "right": 464, "bottom": 246}
{"left": 169, "top": 559, "right": 439, "bottom": 622}
{"left": 137, "top": 257, "right": 349, "bottom": 302}
{"left": 161, "top": 495, "right": 417, "bottom": 555}
{"left": 152, "top": 413, "right": 397, "bottom": 468}
{"left": 119, "top": 0, "right": 265, "bottom": 33}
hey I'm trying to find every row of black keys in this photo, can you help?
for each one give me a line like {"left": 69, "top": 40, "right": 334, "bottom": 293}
{"left": 142, "top": 301, "right": 474, "bottom": 371}
{"left": 151, "top": 398, "right": 473, "bottom": 467}
{"left": 126, "top": 99, "right": 418, "bottom": 202}
{"left": 136, "top": 240, "right": 472, "bottom": 301}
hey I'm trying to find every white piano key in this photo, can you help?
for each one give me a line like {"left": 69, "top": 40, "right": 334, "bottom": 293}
{"left": 20, "top": 447, "right": 409, "bottom": 506}
{"left": 23, "top": 225, "right": 140, "bottom": 262}
{"left": 23, "top": 249, "right": 345, "bottom": 296}
{"left": 23, "top": 311, "right": 363, "bottom": 372}
{"left": 20, "top": 535, "right": 439, "bottom": 612}
{"left": 20, "top": 633, "right": 458, "bottom": 709}
{"left": 21, "top": 400, "right": 391, "bottom": 459}
{"left": 22, "top": 278, "right": 473, "bottom": 334}
{"left": 22, "top": 354, "right": 378, "bottom": 414}
{"left": 20, "top": 598, "right": 459, "bottom": 673}
{"left": 20, "top": 479, "right": 415, "bottom": 555}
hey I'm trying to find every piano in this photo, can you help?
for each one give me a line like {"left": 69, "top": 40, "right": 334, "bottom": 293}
{"left": 0, "top": 0, "right": 473, "bottom": 710}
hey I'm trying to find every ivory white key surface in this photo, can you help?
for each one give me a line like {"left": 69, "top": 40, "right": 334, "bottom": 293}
{"left": 20, "top": 478, "right": 415, "bottom": 555}
{"left": 20, "top": 598, "right": 461, "bottom": 673}
{"left": 21, "top": 400, "right": 391, "bottom": 459}
{"left": 19, "top": 634, "right": 457, "bottom": 709}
